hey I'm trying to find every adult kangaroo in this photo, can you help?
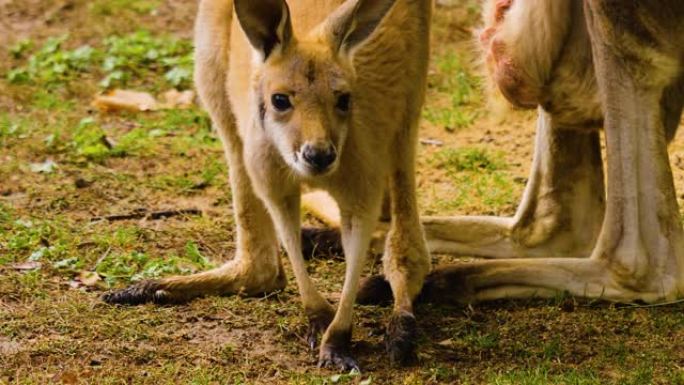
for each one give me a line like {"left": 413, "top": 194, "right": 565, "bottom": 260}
{"left": 104, "top": 0, "right": 432, "bottom": 369}
{"left": 400, "top": 0, "right": 684, "bottom": 304}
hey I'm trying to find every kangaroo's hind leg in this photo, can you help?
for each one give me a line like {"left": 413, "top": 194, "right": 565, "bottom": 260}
{"left": 103, "top": 0, "right": 286, "bottom": 305}
{"left": 372, "top": 127, "right": 429, "bottom": 367}
{"left": 422, "top": 108, "right": 605, "bottom": 260}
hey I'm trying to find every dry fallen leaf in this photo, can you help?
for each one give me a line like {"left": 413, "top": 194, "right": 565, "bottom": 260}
{"left": 161, "top": 89, "right": 195, "bottom": 109}
{"left": 78, "top": 271, "right": 101, "bottom": 287}
{"left": 29, "top": 159, "right": 58, "bottom": 173}
{"left": 92, "top": 89, "right": 159, "bottom": 113}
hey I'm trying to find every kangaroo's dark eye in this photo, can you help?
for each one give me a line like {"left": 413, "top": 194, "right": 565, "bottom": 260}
{"left": 271, "top": 94, "right": 292, "bottom": 111}
{"left": 336, "top": 93, "right": 351, "bottom": 112}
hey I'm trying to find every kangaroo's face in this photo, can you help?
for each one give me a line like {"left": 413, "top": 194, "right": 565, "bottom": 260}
{"left": 235, "top": 0, "right": 396, "bottom": 177}
{"left": 256, "top": 44, "right": 354, "bottom": 176}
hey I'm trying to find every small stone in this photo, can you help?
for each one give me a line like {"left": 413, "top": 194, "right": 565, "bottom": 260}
{"left": 74, "top": 178, "right": 92, "bottom": 188}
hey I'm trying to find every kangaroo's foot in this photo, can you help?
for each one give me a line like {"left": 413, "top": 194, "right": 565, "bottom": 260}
{"left": 317, "top": 328, "right": 358, "bottom": 372}
{"left": 305, "top": 304, "right": 336, "bottom": 350}
{"left": 102, "top": 258, "right": 286, "bottom": 305}
{"left": 102, "top": 280, "right": 171, "bottom": 305}
{"left": 385, "top": 310, "right": 418, "bottom": 366}
{"left": 416, "top": 254, "right": 682, "bottom": 305}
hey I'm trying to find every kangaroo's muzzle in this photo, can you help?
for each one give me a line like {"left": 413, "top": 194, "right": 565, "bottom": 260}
{"left": 301, "top": 142, "right": 337, "bottom": 173}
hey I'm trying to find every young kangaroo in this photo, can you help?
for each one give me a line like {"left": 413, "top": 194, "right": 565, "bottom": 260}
{"left": 104, "top": 0, "right": 432, "bottom": 369}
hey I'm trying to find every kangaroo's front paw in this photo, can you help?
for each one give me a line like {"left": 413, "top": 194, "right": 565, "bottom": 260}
{"left": 385, "top": 311, "right": 418, "bottom": 367}
{"left": 102, "top": 280, "right": 172, "bottom": 305}
{"left": 305, "top": 306, "right": 335, "bottom": 350}
{"left": 318, "top": 329, "right": 359, "bottom": 372}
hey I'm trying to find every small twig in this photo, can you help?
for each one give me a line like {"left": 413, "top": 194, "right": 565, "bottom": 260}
{"left": 420, "top": 138, "right": 444, "bottom": 147}
{"left": 257, "top": 289, "right": 284, "bottom": 302}
{"left": 94, "top": 246, "right": 112, "bottom": 267}
{"left": 91, "top": 208, "right": 202, "bottom": 222}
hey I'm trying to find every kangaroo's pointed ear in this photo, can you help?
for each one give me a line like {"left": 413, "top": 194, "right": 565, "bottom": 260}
{"left": 234, "top": 0, "right": 293, "bottom": 61}
{"left": 326, "top": 0, "right": 397, "bottom": 56}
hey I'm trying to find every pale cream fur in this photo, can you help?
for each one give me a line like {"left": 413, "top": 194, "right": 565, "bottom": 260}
{"left": 493, "top": 0, "right": 572, "bottom": 91}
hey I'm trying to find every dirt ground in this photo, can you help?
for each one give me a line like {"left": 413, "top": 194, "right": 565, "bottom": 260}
{"left": 1, "top": 1, "right": 683, "bottom": 384}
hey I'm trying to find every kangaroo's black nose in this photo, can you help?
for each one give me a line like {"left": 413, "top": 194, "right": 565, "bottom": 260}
{"left": 302, "top": 144, "right": 337, "bottom": 172}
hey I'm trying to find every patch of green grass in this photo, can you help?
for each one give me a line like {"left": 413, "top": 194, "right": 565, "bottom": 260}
{"left": 667, "top": 369, "right": 684, "bottom": 385}
{"left": 139, "top": 108, "right": 219, "bottom": 156}
{"left": 283, "top": 371, "right": 368, "bottom": 385}
{"left": 424, "top": 107, "right": 479, "bottom": 131}
{"left": 95, "top": 241, "right": 213, "bottom": 286}
{"left": 435, "top": 147, "right": 504, "bottom": 172}
{"left": 465, "top": 331, "right": 500, "bottom": 350}
{"left": 424, "top": 52, "right": 482, "bottom": 130}
{"left": 145, "top": 155, "right": 226, "bottom": 194}
{"left": 95, "top": 226, "right": 145, "bottom": 249}
{"left": 432, "top": 52, "right": 480, "bottom": 105}
{"left": 0, "top": 114, "right": 26, "bottom": 147}
{"left": 433, "top": 147, "right": 517, "bottom": 213}
{"left": 0, "top": 217, "right": 72, "bottom": 265}
{"left": 7, "top": 35, "right": 97, "bottom": 86}
{"left": 438, "top": 171, "right": 517, "bottom": 212}
{"left": 61, "top": 116, "right": 166, "bottom": 163}
{"left": 69, "top": 117, "right": 121, "bottom": 162}
{"left": 9, "top": 38, "right": 34, "bottom": 59}
{"left": 488, "top": 367, "right": 601, "bottom": 385}
{"left": 541, "top": 337, "right": 562, "bottom": 360}
{"left": 622, "top": 365, "right": 655, "bottom": 385}
{"left": 31, "top": 90, "right": 75, "bottom": 110}
{"left": 604, "top": 341, "right": 629, "bottom": 365}
{"left": 149, "top": 174, "right": 201, "bottom": 193}
{"left": 425, "top": 364, "right": 463, "bottom": 384}
{"left": 101, "top": 30, "right": 193, "bottom": 89}
{"left": 116, "top": 127, "right": 162, "bottom": 155}
{"left": 90, "top": 0, "right": 160, "bottom": 16}
{"left": 141, "top": 109, "right": 209, "bottom": 131}
{"left": 7, "top": 30, "right": 193, "bottom": 90}
{"left": 0, "top": 203, "right": 12, "bottom": 224}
